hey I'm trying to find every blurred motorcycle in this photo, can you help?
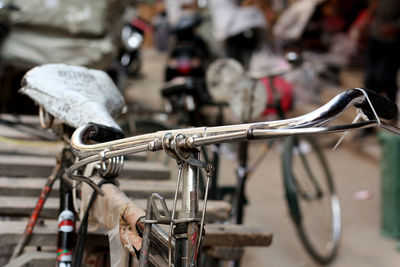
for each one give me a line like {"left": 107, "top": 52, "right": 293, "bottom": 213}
{"left": 119, "top": 17, "right": 151, "bottom": 77}
{"left": 165, "top": 15, "right": 210, "bottom": 81}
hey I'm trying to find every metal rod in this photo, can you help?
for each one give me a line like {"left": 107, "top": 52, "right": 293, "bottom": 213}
{"left": 178, "top": 152, "right": 200, "bottom": 267}
{"left": 250, "top": 121, "right": 378, "bottom": 138}
{"left": 381, "top": 121, "right": 400, "bottom": 135}
{"left": 10, "top": 151, "right": 64, "bottom": 260}
{"left": 192, "top": 173, "right": 211, "bottom": 266}
{"left": 181, "top": 159, "right": 199, "bottom": 217}
{"left": 232, "top": 142, "right": 248, "bottom": 225}
{"left": 169, "top": 164, "right": 183, "bottom": 266}
{"left": 67, "top": 121, "right": 383, "bottom": 180}
{"left": 139, "top": 195, "right": 154, "bottom": 267}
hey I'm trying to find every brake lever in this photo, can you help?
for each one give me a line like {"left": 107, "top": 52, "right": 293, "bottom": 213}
{"left": 332, "top": 108, "right": 369, "bottom": 151}
{"left": 333, "top": 88, "right": 382, "bottom": 151}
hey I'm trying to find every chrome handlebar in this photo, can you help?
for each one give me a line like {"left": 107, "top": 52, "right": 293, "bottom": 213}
{"left": 68, "top": 88, "right": 400, "bottom": 177}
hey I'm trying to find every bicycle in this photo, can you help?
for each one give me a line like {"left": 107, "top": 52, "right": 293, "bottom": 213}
{"left": 261, "top": 68, "right": 341, "bottom": 264}
{"left": 11, "top": 64, "right": 400, "bottom": 267}
{"left": 205, "top": 56, "right": 340, "bottom": 264}
{"left": 68, "top": 85, "right": 398, "bottom": 266}
{"left": 8, "top": 63, "right": 266, "bottom": 267}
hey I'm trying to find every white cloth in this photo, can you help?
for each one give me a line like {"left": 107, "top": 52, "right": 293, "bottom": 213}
{"left": 273, "top": 0, "right": 325, "bottom": 41}
{"left": 209, "top": 0, "right": 267, "bottom": 41}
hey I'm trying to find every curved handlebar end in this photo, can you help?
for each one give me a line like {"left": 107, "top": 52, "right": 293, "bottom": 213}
{"left": 355, "top": 88, "right": 398, "bottom": 120}
{"left": 85, "top": 123, "right": 125, "bottom": 143}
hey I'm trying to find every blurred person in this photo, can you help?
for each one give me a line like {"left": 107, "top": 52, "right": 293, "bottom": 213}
{"left": 164, "top": 0, "right": 197, "bottom": 26}
{"left": 354, "top": 0, "right": 400, "bottom": 138}
{"left": 209, "top": 0, "right": 267, "bottom": 67}
{"left": 365, "top": 0, "right": 400, "bottom": 103}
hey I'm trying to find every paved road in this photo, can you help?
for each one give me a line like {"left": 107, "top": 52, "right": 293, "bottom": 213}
{"left": 226, "top": 142, "right": 399, "bottom": 267}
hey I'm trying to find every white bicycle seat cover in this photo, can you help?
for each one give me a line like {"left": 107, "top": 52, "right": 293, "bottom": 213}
{"left": 20, "top": 64, "right": 126, "bottom": 130}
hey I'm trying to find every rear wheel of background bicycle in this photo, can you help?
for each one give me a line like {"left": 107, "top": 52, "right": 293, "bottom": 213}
{"left": 282, "top": 136, "right": 341, "bottom": 264}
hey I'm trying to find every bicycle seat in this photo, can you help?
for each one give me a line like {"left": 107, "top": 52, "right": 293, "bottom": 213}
{"left": 20, "top": 64, "right": 126, "bottom": 130}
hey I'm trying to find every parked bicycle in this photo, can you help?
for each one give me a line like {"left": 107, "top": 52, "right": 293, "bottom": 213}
{"left": 205, "top": 52, "right": 340, "bottom": 264}
{"left": 118, "top": 17, "right": 152, "bottom": 77}
{"left": 10, "top": 63, "right": 400, "bottom": 267}
{"left": 68, "top": 86, "right": 399, "bottom": 267}
{"left": 165, "top": 15, "right": 210, "bottom": 82}
{"left": 8, "top": 64, "right": 265, "bottom": 267}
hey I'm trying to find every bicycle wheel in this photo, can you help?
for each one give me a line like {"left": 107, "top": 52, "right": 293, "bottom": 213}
{"left": 282, "top": 136, "right": 341, "bottom": 264}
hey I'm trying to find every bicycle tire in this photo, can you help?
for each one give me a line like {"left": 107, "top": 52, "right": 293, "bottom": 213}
{"left": 282, "top": 136, "right": 341, "bottom": 264}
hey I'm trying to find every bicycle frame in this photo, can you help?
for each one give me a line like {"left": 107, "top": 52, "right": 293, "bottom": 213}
{"left": 178, "top": 152, "right": 201, "bottom": 266}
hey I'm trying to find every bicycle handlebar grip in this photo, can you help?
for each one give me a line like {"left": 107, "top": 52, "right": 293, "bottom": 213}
{"left": 355, "top": 88, "right": 398, "bottom": 120}
{"left": 86, "top": 122, "right": 125, "bottom": 143}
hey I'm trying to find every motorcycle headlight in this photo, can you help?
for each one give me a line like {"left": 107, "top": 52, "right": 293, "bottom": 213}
{"left": 122, "top": 27, "right": 143, "bottom": 51}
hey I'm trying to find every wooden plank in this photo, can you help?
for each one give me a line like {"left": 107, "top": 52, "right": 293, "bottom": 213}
{"left": 0, "top": 221, "right": 271, "bottom": 248}
{"left": 0, "top": 197, "right": 231, "bottom": 222}
{"left": 0, "top": 141, "right": 63, "bottom": 157}
{"left": 0, "top": 114, "right": 148, "bottom": 159}
{"left": 0, "top": 123, "right": 57, "bottom": 140}
{"left": 0, "top": 114, "right": 40, "bottom": 125}
{"left": 0, "top": 177, "right": 179, "bottom": 198}
{"left": 0, "top": 155, "right": 55, "bottom": 177}
{"left": 4, "top": 252, "right": 55, "bottom": 267}
{"left": 0, "top": 155, "right": 169, "bottom": 179}
{"left": 121, "top": 160, "right": 169, "bottom": 180}
{"left": 0, "top": 141, "right": 147, "bottom": 160}
{"left": 202, "top": 224, "right": 272, "bottom": 247}
{"left": 0, "top": 220, "right": 107, "bottom": 247}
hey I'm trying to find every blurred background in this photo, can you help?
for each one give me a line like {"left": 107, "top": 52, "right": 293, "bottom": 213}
{"left": 0, "top": 0, "right": 399, "bottom": 266}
